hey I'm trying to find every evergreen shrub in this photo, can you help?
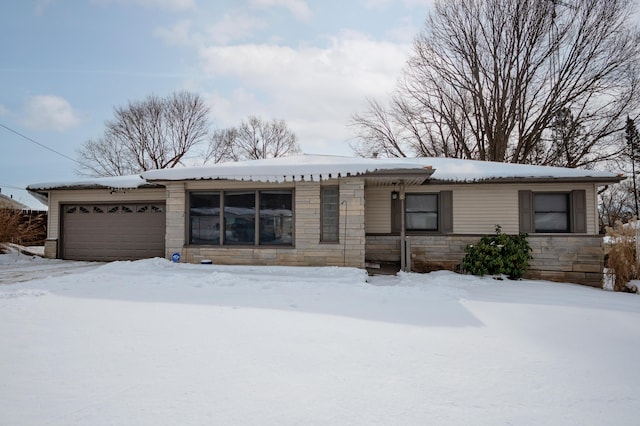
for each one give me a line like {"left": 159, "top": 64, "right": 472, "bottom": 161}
{"left": 462, "top": 225, "right": 532, "bottom": 279}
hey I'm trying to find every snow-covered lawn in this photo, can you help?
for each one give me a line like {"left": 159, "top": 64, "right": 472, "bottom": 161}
{"left": 1, "top": 257, "right": 639, "bottom": 425}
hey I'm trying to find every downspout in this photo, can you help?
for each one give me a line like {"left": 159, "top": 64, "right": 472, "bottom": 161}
{"left": 399, "top": 182, "right": 407, "bottom": 272}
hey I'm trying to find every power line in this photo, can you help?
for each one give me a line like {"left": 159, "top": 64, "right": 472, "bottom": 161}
{"left": 0, "top": 183, "right": 27, "bottom": 191}
{"left": 0, "top": 122, "right": 82, "bottom": 166}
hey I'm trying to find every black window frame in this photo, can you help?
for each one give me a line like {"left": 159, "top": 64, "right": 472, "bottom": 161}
{"left": 188, "top": 189, "right": 294, "bottom": 247}
{"left": 259, "top": 190, "right": 294, "bottom": 246}
{"left": 189, "top": 191, "right": 221, "bottom": 245}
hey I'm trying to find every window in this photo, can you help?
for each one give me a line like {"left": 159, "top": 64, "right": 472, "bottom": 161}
{"left": 391, "top": 191, "right": 453, "bottom": 234}
{"left": 190, "top": 192, "right": 220, "bottom": 244}
{"left": 405, "top": 194, "right": 438, "bottom": 231}
{"left": 321, "top": 186, "right": 339, "bottom": 242}
{"left": 259, "top": 191, "right": 293, "bottom": 245}
{"left": 188, "top": 190, "right": 293, "bottom": 246}
{"left": 534, "top": 193, "right": 569, "bottom": 232}
{"left": 519, "top": 190, "right": 586, "bottom": 233}
{"left": 225, "top": 192, "right": 256, "bottom": 245}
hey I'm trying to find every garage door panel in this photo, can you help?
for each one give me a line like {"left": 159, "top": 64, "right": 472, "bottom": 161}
{"left": 62, "top": 203, "right": 166, "bottom": 261}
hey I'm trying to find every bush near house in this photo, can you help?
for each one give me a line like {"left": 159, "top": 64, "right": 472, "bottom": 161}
{"left": 462, "top": 225, "right": 532, "bottom": 280}
{"left": 0, "top": 209, "right": 47, "bottom": 253}
{"left": 605, "top": 220, "right": 640, "bottom": 293}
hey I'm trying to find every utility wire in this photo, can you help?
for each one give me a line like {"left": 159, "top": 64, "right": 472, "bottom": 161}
{"left": 0, "top": 122, "right": 82, "bottom": 166}
{"left": 0, "top": 183, "right": 28, "bottom": 191}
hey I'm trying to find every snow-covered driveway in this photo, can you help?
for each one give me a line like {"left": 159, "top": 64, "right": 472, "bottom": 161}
{"left": 0, "top": 246, "right": 100, "bottom": 284}
{"left": 1, "top": 258, "right": 639, "bottom": 425}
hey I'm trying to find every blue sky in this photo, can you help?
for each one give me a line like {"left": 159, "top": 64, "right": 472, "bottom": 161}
{"left": 0, "top": 0, "right": 431, "bottom": 208}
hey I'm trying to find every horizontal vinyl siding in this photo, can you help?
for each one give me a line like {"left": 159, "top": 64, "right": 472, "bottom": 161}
{"left": 364, "top": 182, "right": 599, "bottom": 235}
{"left": 451, "top": 185, "right": 518, "bottom": 234}
{"left": 48, "top": 188, "right": 166, "bottom": 240}
{"left": 364, "top": 187, "right": 391, "bottom": 234}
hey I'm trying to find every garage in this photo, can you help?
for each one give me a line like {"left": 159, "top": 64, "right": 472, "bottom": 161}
{"left": 61, "top": 203, "right": 165, "bottom": 261}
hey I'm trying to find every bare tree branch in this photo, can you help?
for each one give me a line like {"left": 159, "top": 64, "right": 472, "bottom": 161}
{"left": 77, "top": 91, "right": 211, "bottom": 176}
{"left": 205, "top": 116, "right": 301, "bottom": 163}
{"left": 351, "top": 0, "right": 640, "bottom": 168}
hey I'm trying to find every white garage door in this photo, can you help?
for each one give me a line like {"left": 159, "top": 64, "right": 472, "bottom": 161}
{"left": 61, "top": 203, "right": 165, "bottom": 261}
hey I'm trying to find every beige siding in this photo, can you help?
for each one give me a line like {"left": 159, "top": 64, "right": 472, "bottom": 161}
{"left": 364, "top": 182, "right": 600, "bottom": 235}
{"left": 165, "top": 183, "right": 186, "bottom": 257}
{"left": 47, "top": 188, "right": 166, "bottom": 241}
{"left": 364, "top": 187, "right": 391, "bottom": 234}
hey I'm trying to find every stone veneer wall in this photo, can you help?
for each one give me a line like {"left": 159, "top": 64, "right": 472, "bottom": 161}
{"left": 366, "top": 234, "right": 605, "bottom": 287}
{"left": 165, "top": 179, "right": 366, "bottom": 268}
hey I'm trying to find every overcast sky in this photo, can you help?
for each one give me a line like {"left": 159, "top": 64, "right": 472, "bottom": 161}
{"left": 0, "top": 0, "right": 431, "bottom": 208}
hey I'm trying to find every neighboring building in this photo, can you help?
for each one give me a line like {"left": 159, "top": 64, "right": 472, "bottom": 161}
{"left": 0, "top": 192, "right": 30, "bottom": 210}
{"left": 1, "top": 190, "right": 48, "bottom": 246}
{"left": 27, "top": 155, "right": 623, "bottom": 286}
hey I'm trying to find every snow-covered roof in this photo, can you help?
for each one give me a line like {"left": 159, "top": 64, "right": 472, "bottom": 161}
{"left": 27, "top": 155, "right": 623, "bottom": 194}
{"left": 27, "top": 175, "right": 152, "bottom": 192}
{"left": 142, "top": 154, "right": 622, "bottom": 183}
{"left": 141, "top": 155, "right": 434, "bottom": 183}
{"left": 416, "top": 157, "right": 622, "bottom": 182}
{"left": 0, "top": 193, "right": 30, "bottom": 210}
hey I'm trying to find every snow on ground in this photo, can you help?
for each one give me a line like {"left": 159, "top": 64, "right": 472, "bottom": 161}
{"left": 0, "top": 245, "right": 99, "bottom": 284}
{"left": 1, "top": 257, "right": 640, "bottom": 425}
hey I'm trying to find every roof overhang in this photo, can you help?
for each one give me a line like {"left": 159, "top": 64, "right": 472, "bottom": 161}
{"left": 26, "top": 190, "right": 49, "bottom": 206}
{"left": 428, "top": 175, "right": 625, "bottom": 185}
{"left": 26, "top": 182, "right": 165, "bottom": 204}
{"left": 363, "top": 167, "right": 436, "bottom": 186}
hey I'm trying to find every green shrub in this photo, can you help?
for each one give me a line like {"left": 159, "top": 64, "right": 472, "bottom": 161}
{"left": 462, "top": 225, "right": 532, "bottom": 279}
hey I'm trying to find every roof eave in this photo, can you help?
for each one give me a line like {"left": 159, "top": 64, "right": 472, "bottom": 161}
{"left": 428, "top": 176, "right": 625, "bottom": 185}
{"left": 26, "top": 189, "right": 49, "bottom": 205}
{"left": 26, "top": 182, "right": 165, "bottom": 192}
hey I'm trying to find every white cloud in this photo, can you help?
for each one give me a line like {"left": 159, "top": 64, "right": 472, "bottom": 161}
{"left": 250, "top": 0, "right": 312, "bottom": 21}
{"left": 0, "top": 104, "right": 8, "bottom": 116}
{"left": 21, "top": 95, "right": 82, "bottom": 132}
{"left": 362, "top": 0, "right": 432, "bottom": 11}
{"left": 154, "top": 20, "right": 193, "bottom": 46}
{"left": 206, "top": 12, "right": 266, "bottom": 45}
{"left": 91, "top": 0, "right": 195, "bottom": 11}
{"left": 135, "top": 0, "right": 195, "bottom": 10}
{"left": 155, "top": 11, "right": 266, "bottom": 47}
{"left": 199, "top": 31, "right": 411, "bottom": 153}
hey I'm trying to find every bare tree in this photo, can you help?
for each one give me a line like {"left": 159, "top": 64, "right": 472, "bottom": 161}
{"left": 599, "top": 180, "right": 636, "bottom": 231}
{"left": 351, "top": 0, "right": 640, "bottom": 168}
{"left": 206, "top": 128, "right": 240, "bottom": 163}
{"left": 625, "top": 116, "right": 640, "bottom": 216}
{"left": 77, "top": 91, "right": 211, "bottom": 176}
{"left": 205, "top": 115, "right": 301, "bottom": 163}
